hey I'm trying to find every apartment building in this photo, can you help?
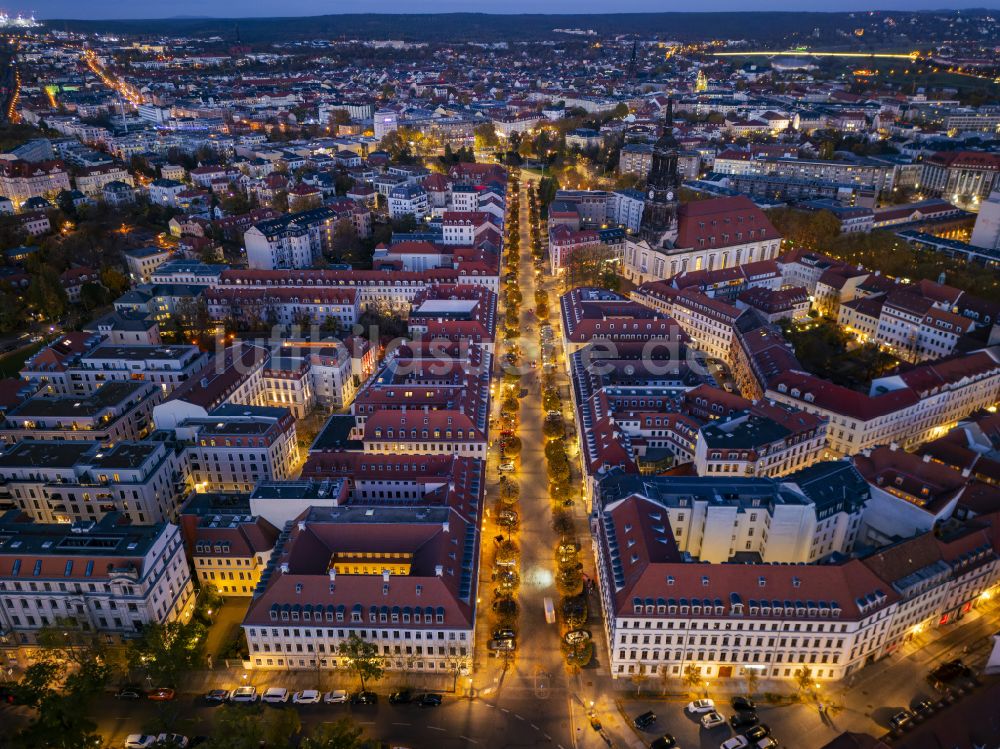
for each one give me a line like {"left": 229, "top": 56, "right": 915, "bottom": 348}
{"left": 204, "top": 286, "right": 360, "bottom": 330}
{"left": 175, "top": 405, "right": 299, "bottom": 493}
{"left": 123, "top": 246, "right": 172, "bottom": 284}
{"left": 22, "top": 340, "right": 209, "bottom": 397}
{"left": 244, "top": 207, "right": 353, "bottom": 270}
{"left": 74, "top": 164, "right": 134, "bottom": 196}
{"left": 0, "top": 158, "right": 71, "bottom": 207}
{"left": 592, "top": 483, "right": 1000, "bottom": 683}
{"left": 597, "top": 464, "right": 867, "bottom": 565}
{"left": 766, "top": 349, "right": 1000, "bottom": 457}
{"left": 407, "top": 284, "right": 498, "bottom": 353}
{"left": 178, "top": 492, "right": 280, "bottom": 597}
{"left": 243, "top": 501, "right": 481, "bottom": 674}
{"left": 248, "top": 479, "right": 351, "bottom": 531}
{"left": 838, "top": 290, "right": 973, "bottom": 364}
{"left": 0, "top": 439, "right": 188, "bottom": 525}
{"left": 217, "top": 266, "right": 500, "bottom": 308}
{"left": 0, "top": 511, "right": 195, "bottom": 648}
{"left": 694, "top": 402, "right": 827, "bottom": 478}
{"left": 559, "top": 287, "right": 686, "bottom": 358}
{"left": 670, "top": 289, "right": 746, "bottom": 364}
{"left": 853, "top": 444, "right": 1000, "bottom": 546}
{"left": 0, "top": 381, "right": 161, "bottom": 445}
{"left": 153, "top": 343, "right": 271, "bottom": 429}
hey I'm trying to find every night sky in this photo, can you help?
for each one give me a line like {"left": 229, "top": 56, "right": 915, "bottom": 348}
{"left": 22, "top": 0, "right": 1000, "bottom": 21}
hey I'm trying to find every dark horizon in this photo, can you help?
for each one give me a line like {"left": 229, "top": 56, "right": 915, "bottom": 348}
{"left": 27, "top": 2, "right": 1000, "bottom": 22}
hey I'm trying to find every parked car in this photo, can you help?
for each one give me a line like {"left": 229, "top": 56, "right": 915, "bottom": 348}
{"left": 203, "top": 689, "right": 229, "bottom": 704}
{"left": 123, "top": 736, "right": 156, "bottom": 749}
{"left": 687, "top": 699, "right": 716, "bottom": 713}
{"left": 498, "top": 462, "right": 515, "bottom": 472}
{"left": 913, "top": 698, "right": 935, "bottom": 717}
{"left": 351, "top": 691, "right": 377, "bottom": 705}
{"left": 721, "top": 737, "right": 750, "bottom": 749}
{"left": 633, "top": 711, "right": 657, "bottom": 729}
{"left": 389, "top": 690, "right": 413, "bottom": 705}
{"left": 229, "top": 686, "right": 258, "bottom": 704}
{"left": 755, "top": 738, "right": 778, "bottom": 749}
{"left": 493, "top": 628, "right": 516, "bottom": 640}
{"left": 115, "top": 686, "right": 144, "bottom": 700}
{"left": 261, "top": 687, "right": 289, "bottom": 704}
{"left": 418, "top": 693, "right": 442, "bottom": 708}
{"left": 147, "top": 688, "right": 175, "bottom": 701}
{"left": 292, "top": 690, "right": 321, "bottom": 704}
{"left": 323, "top": 690, "right": 348, "bottom": 704}
{"left": 889, "top": 710, "right": 914, "bottom": 731}
{"left": 487, "top": 638, "right": 515, "bottom": 651}
{"left": 744, "top": 725, "right": 770, "bottom": 741}
{"left": 730, "top": 711, "right": 759, "bottom": 729}
{"left": 701, "top": 711, "right": 726, "bottom": 729}
{"left": 649, "top": 736, "right": 677, "bottom": 749}
{"left": 731, "top": 697, "right": 756, "bottom": 712}
{"left": 154, "top": 734, "right": 188, "bottom": 748}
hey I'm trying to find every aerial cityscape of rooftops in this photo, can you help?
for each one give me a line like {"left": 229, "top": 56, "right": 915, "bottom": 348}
{"left": 0, "top": 5, "right": 1000, "bottom": 749}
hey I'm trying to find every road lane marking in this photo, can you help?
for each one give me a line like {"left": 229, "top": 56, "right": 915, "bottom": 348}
{"left": 500, "top": 707, "right": 510, "bottom": 713}
{"left": 515, "top": 713, "right": 525, "bottom": 720}
{"left": 531, "top": 724, "right": 539, "bottom": 730}
{"left": 460, "top": 736, "right": 480, "bottom": 744}
{"left": 428, "top": 726, "right": 446, "bottom": 732}
{"left": 392, "top": 722, "right": 412, "bottom": 726}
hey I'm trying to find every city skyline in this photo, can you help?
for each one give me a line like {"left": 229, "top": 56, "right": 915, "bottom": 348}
{"left": 22, "top": 1, "right": 1000, "bottom": 20}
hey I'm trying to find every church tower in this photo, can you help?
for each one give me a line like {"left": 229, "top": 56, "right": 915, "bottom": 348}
{"left": 640, "top": 99, "right": 681, "bottom": 246}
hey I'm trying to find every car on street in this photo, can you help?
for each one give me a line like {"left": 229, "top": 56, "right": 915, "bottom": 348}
{"left": 488, "top": 637, "right": 515, "bottom": 651}
{"left": 124, "top": 736, "right": 157, "bottom": 749}
{"left": 928, "top": 659, "right": 975, "bottom": 688}
{"left": 389, "top": 690, "right": 413, "bottom": 704}
{"left": 913, "top": 698, "right": 935, "bottom": 717}
{"left": 351, "top": 691, "right": 377, "bottom": 705}
{"left": 687, "top": 699, "right": 716, "bottom": 713}
{"left": 147, "top": 688, "right": 175, "bottom": 701}
{"left": 889, "top": 710, "right": 914, "bottom": 731}
{"left": 323, "top": 690, "right": 348, "bottom": 704}
{"left": 262, "top": 687, "right": 289, "bottom": 704}
{"left": 649, "top": 736, "right": 677, "bottom": 749}
{"left": 292, "top": 690, "right": 321, "bottom": 704}
{"left": 755, "top": 738, "right": 778, "bottom": 749}
{"left": 744, "top": 725, "right": 770, "bottom": 741}
{"left": 115, "top": 686, "right": 144, "bottom": 700}
{"left": 731, "top": 697, "right": 756, "bottom": 712}
{"left": 418, "top": 693, "right": 442, "bottom": 707}
{"left": 633, "top": 711, "right": 657, "bottom": 729}
{"left": 155, "top": 734, "right": 189, "bottom": 748}
{"left": 498, "top": 462, "right": 515, "bottom": 472}
{"left": 203, "top": 690, "right": 229, "bottom": 704}
{"left": 229, "top": 686, "right": 258, "bottom": 704}
{"left": 730, "top": 711, "right": 759, "bottom": 729}
{"left": 701, "top": 711, "right": 726, "bottom": 729}
{"left": 493, "top": 628, "right": 516, "bottom": 640}
{"left": 721, "top": 737, "right": 749, "bottom": 749}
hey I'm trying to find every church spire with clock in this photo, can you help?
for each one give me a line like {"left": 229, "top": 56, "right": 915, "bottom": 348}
{"left": 640, "top": 98, "right": 681, "bottom": 247}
